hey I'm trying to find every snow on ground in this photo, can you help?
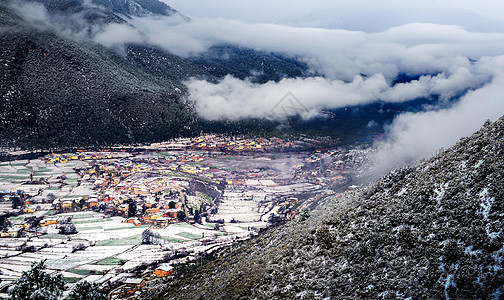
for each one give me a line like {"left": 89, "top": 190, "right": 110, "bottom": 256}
{"left": 155, "top": 222, "right": 223, "bottom": 242}
{"left": 0, "top": 155, "right": 285, "bottom": 289}
{"left": 221, "top": 224, "right": 249, "bottom": 233}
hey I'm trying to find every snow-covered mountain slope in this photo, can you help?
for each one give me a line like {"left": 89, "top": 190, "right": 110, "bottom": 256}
{"left": 143, "top": 116, "right": 504, "bottom": 299}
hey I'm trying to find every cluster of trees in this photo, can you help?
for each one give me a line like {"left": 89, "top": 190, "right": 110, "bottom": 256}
{"left": 0, "top": 213, "right": 12, "bottom": 230}
{"left": 58, "top": 223, "right": 77, "bottom": 235}
{"left": 9, "top": 260, "right": 105, "bottom": 300}
{"left": 58, "top": 216, "right": 78, "bottom": 235}
{"left": 177, "top": 211, "right": 186, "bottom": 221}
{"left": 0, "top": 22, "right": 196, "bottom": 150}
{"left": 142, "top": 229, "right": 162, "bottom": 245}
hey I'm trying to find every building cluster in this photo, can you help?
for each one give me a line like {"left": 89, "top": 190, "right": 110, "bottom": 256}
{"left": 1, "top": 190, "right": 28, "bottom": 238}
{"left": 159, "top": 152, "right": 212, "bottom": 176}
{"left": 3, "top": 137, "right": 366, "bottom": 241}
{"left": 43, "top": 151, "right": 117, "bottom": 164}
{"left": 291, "top": 148, "right": 353, "bottom": 186}
{"left": 190, "top": 135, "right": 309, "bottom": 152}
{"left": 120, "top": 264, "right": 174, "bottom": 297}
{"left": 152, "top": 135, "right": 321, "bottom": 153}
{"left": 87, "top": 164, "right": 188, "bottom": 227}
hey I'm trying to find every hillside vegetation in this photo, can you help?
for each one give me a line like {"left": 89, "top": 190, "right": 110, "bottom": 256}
{"left": 0, "top": 0, "right": 309, "bottom": 150}
{"left": 142, "top": 117, "right": 504, "bottom": 299}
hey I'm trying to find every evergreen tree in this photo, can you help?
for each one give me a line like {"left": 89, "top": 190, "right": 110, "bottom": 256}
{"left": 142, "top": 229, "right": 161, "bottom": 245}
{"left": 125, "top": 199, "right": 137, "bottom": 217}
{"left": 78, "top": 197, "right": 86, "bottom": 210}
{"left": 59, "top": 223, "right": 78, "bottom": 235}
{"left": 9, "top": 260, "right": 65, "bottom": 300}
{"left": 11, "top": 196, "right": 24, "bottom": 209}
{"left": 177, "top": 211, "right": 186, "bottom": 221}
{"left": 67, "top": 281, "right": 105, "bottom": 300}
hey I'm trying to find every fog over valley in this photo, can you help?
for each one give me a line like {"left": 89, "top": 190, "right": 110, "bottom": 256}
{"left": 1, "top": 1, "right": 504, "bottom": 299}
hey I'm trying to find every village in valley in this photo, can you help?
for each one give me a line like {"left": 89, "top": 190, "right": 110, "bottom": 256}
{"left": 0, "top": 135, "right": 371, "bottom": 299}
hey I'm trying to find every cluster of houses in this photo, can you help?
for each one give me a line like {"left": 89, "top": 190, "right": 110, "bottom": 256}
{"left": 120, "top": 264, "right": 174, "bottom": 297}
{"left": 121, "top": 198, "right": 184, "bottom": 229}
{"left": 2, "top": 142, "right": 359, "bottom": 240}
{"left": 1, "top": 190, "right": 27, "bottom": 238}
{"left": 40, "top": 134, "right": 327, "bottom": 168}
{"left": 43, "top": 151, "right": 117, "bottom": 164}
{"left": 150, "top": 134, "right": 332, "bottom": 153}
{"left": 0, "top": 211, "right": 60, "bottom": 239}
{"left": 0, "top": 226, "right": 21, "bottom": 238}
{"left": 160, "top": 152, "right": 213, "bottom": 175}
{"left": 189, "top": 135, "right": 308, "bottom": 152}
{"left": 84, "top": 161, "right": 190, "bottom": 227}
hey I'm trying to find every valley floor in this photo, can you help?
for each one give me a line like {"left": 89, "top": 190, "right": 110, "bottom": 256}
{"left": 0, "top": 135, "right": 371, "bottom": 298}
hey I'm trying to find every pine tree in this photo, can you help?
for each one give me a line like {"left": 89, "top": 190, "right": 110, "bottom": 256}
{"left": 9, "top": 260, "right": 65, "bottom": 300}
{"left": 177, "top": 211, "right": 186, "bottom": 221}
{"left": 125, "top": 199, "right": 137, "bottom": 217}
{"left": 67, "top": 281, "right": 105, "bottom": 300}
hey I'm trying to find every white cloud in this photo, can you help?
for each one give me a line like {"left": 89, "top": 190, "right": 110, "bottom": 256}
{"left": 188, "top": 66, "right": 490, "bottom": 121}
{"left": 162, "top": 0, "right": 504, "bottom": 32}
{"left": 11, "top": 2, "right": 504, "bottom": 81}
{"left": 96, "top": 16, "right": 504, "bottom": 84}
{"left": 189, "top": 74, "right": 386, "bottom": 120}
{"left": 93, "top": 23, "right": 145, "bottom": 48}
{"left": 372, "top": 56, "right": 504, "bottom": 172}
{"left": 9, "top": 1, "right": 51, "bottom": 27}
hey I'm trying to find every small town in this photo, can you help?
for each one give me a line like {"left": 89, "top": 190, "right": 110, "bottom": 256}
{"left": 0, "top": 135, "right": 371, "bottom": 299}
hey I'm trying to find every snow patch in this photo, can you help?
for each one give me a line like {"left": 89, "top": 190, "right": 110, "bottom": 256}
{"left": 464, "top": 245, "right": 482, "bottom": 257}
{"left": 434, "top": 183, "right": 448, "bottom": 207}
{"left": 478, "top": 188, "right": 500, "bottom": 239}
{"left": 473, "top": 159, "right": 484, "bottom": 169}
{"left": 493, "top": 288, "right": 502, "bottom": 300}
{"left": 478, "top": 188, "right": 494, "bottom": 220}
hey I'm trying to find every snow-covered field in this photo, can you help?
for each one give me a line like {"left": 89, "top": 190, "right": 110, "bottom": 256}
{"left": 0, "top": 208, "right": 246, "bottom": 290}
{"left": 0, "top": 153, "right": 307, "bottom": 293}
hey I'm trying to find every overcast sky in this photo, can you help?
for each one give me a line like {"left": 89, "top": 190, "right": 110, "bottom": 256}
{"left": 163, "top": 0, "right": 504, "bottom": 32}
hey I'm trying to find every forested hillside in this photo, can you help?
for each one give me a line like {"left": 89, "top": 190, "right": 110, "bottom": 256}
{"left": 142, "top": 116, "right": 504, "bottom": 299}
{"left": 0, "top": 0, "right": 309, "bottom": 149}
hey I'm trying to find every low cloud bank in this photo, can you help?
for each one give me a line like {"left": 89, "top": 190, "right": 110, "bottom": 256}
{"left": 188, "top": 66, "right": 490, "bottom": 120}
{"left": 10, "top": 2, "right": 504, "bottom": 79}
{"left": 372, "top": 56, "right": 504, "bottom": 171}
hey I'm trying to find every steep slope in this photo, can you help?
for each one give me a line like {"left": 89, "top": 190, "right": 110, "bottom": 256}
{"left": 143, "top": 117, "right": 504, "bottom": 299}
{"left": 189, "top": 46, "right": 310, "bottom": 84}
{"left": 0, "top": 5, "right": 197, "bottom": 149}
{"left": 90, "top": 0, "right": 180, "bottom": 17}
{"left": 0, "top": 0, "right": 309, "bottom": 149}
{"left": 29, "top": 0, "right": 180, "bottom": 17}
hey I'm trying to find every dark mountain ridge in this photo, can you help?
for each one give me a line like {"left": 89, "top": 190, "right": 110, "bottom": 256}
{"left": 25, "top": 0, "right": 180, "bottom": 17}
{"left": 142, "top": 116, "right": 504, "bottom": 299}
{"left": 0, "top": 12, "right": 194, "bottom": 148}
{"left": 0, "top": 0, "right": 310, "bottom": 149}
